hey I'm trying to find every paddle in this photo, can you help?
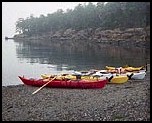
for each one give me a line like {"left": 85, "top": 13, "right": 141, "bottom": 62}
{"left": 108, "top": 75, "right": 114, "bottom": 82}
{"left": 127, "top": 73, "right": 134, "bottom": 80}
{"left": 32, "top": 74, "right": 61, "bottom": 95}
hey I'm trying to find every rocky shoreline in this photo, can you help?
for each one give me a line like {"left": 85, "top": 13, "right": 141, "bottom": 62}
{"left": 13, "top": 27, "right": 150, "bottom": 49}
{"left": 2, "top": 64, "right": 150, "bottom": 121}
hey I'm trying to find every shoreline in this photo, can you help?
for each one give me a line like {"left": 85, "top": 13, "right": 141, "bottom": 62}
{"left": 13, "top": 27, "right": 150, "bottom": 49}
{"left": 2, "top": 65, "right": 150, "bottom": 121}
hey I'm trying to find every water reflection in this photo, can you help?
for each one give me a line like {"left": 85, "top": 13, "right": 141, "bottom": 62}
{"left": 15, "top": 39, "right": 150, "bottom": 71}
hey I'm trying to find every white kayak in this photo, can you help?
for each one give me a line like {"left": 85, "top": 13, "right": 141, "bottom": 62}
{"left": 117, "top": 71, "right": 146, "bottom": 80}
{"left": 129, "top": 71, "right": 146, "bottom": 80}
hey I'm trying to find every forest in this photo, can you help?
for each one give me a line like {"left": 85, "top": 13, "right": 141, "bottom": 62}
{"left": 15, "top": 2, "right": 150, "bottom": 36}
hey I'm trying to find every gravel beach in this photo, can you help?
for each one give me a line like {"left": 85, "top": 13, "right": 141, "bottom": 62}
{"left": 2, "top": 65, "right": 150, "bottom": 121}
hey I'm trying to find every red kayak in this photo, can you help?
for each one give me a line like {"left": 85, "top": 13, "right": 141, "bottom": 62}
{"left": 18, "top": 76, "right": 107, "bottom": 89}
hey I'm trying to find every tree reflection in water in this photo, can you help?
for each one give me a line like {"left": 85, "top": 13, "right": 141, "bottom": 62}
{"left": 15, "top": 39, "right": 150, "bottom": 71}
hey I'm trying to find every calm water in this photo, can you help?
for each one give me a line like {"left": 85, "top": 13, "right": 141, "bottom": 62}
{"left": 2, "top": 38, "right": 150, "bottom": 86}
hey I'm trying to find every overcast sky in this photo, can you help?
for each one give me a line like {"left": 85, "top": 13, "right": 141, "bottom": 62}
{"left": 2, "top": 2, "right": 98, "bottom": 37}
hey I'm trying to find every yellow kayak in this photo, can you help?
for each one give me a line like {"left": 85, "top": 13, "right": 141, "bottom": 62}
{"left": 106, "top": 65, "right": 144, "bottom": 72}
{"left": 108, "top": 75, "right": 129, "bottom": 84}
{"left": 41, "top": 74, "right": 76, "bottom": 80}
{"left": 41, "top": 74, "right": 104, "bottom": 81}
{"left": 41, "top": 74, "right": 55, "bottom": 79}
{"left": 123, "top": 66, "right": 144, "bottom": 72}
